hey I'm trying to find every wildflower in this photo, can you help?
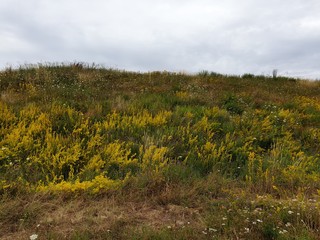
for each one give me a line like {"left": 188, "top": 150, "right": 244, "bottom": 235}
{"left": 222, "top": 217, "right": 227, "bottom": 221}
{"left": 279, "top": 229, "right": 288, "bottom": 234}
{"left": 167, "top": 226, "right": 172, "bottom": 229}
{"left": 209, "top": 228, "right": 217, "bottom": 232}
{"left": 244, "top": 227, "right": 250, "bottom": 233}
{"left": 257, "top": 219, "right": 263, "bottom": 223}
{"left": 252, "top": 221, "right": 257, "bottom": 225}
{"left": 288, "top": 210, "right": 294, "bottom": 214}
{"left": 202, "top": 231, "right": 208, "bottom": 235}
{"left": 30, "top": 234, "right": 38, "bottom": 240}
{"left": 285, "top": 222, "right": 292, "bottom": 227}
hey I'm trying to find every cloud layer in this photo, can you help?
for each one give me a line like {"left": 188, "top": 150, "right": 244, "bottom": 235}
{"left": 1, "top": 0, "right": 320, "bottom": 78}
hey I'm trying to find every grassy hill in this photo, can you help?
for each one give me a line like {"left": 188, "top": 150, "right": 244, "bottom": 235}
{"left": 1, "top": 63, "right": 320, "bottom": 239}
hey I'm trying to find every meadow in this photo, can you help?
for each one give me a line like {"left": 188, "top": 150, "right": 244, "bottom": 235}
{"left": 1, "top": 63, "right": 320, "bottom": 239}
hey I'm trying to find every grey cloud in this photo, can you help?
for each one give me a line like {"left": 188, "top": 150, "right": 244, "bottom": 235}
{"left": 1, "top": 0, "right": 320, "bottom": 79}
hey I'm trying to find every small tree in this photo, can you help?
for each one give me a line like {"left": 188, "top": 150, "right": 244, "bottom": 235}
{"left": 272, "top": 69, "right": 278, "bottom": 78}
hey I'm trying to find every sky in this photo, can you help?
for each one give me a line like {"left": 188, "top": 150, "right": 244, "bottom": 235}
{"left": 1, "top": 0, "right": 320, "bottom": 79}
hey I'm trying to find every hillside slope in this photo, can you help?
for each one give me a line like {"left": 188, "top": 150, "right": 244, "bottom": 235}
{"left": 1, "top": 64, "right": 320, "bottom": 239}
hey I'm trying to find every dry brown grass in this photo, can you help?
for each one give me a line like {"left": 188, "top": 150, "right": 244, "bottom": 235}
{"left": 0, "top": 193, "right": 205, "bottom": 240}
{"left": 0, "top": 173, "right": 231, "bottom": 239}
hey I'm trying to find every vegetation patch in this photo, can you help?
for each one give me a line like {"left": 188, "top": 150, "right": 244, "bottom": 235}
{"left": 1, "top": 63, "right": 320, "bottom": 239}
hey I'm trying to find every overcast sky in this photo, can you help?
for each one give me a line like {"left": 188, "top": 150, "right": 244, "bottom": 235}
{"left": 1, "top": 0, "right": 320, "bottom": 79}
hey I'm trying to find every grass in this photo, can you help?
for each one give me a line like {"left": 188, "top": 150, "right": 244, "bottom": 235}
{"left": 1, "top": 63, "right": 320, "bottom": 239}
